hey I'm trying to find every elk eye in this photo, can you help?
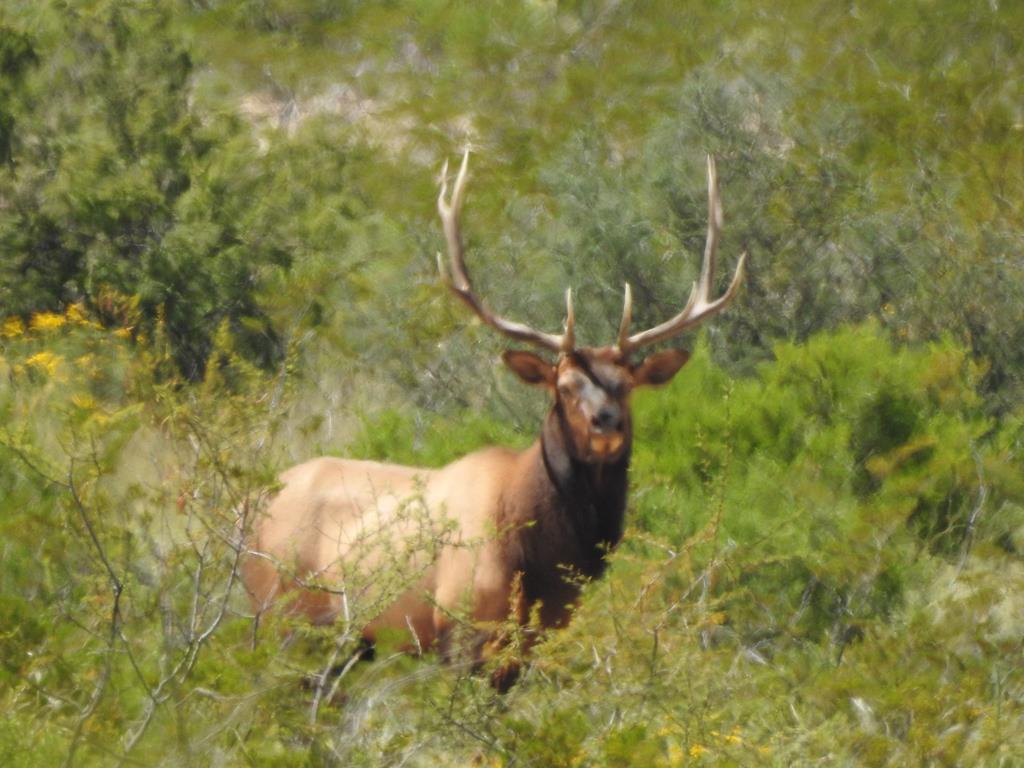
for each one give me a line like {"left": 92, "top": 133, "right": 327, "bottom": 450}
{"left": 557, "top": 378, "right": 579, "bottom": 398}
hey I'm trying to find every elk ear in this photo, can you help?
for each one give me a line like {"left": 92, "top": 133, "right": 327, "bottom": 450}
{"left": 632, "top": 349, "right": 690, "bottom": 388}
{"left": 502, "top": 350, "right": 556, "bottom": 387}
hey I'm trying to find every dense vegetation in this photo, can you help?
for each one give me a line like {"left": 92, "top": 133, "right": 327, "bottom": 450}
{"left": 1, "top": 1, "right": 1022, "bottom": 764}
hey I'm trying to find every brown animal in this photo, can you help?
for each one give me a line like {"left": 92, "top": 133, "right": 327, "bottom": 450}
{"left": 242, "top": 152, "right": 745, "bottom": 687}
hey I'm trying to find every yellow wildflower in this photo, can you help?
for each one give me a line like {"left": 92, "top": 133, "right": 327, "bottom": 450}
{"left": 71, "top": 393, "right": 98, "bottom": 410}
{"left": 65, "top": 302, "right": 91, "bottom": 325}
{"left": 26, "top": 350, "right": 63, "bottom": 376}
{"left": 2, "top": 316, "right": 25, "bottom": 337}
{"left": 30, "top": 311, "right": 66, "bottom": 332}
{"left": 689, "top": 744, "right": 707, "bottom": 758}
{"left": 709, "top": 726, "right": 743, "bottom": 745}
{"left": 666, "top": 743, "right": 685, "bottom": 766}
{"left": 114, "top": 327, "right": 134, "bottom": 340}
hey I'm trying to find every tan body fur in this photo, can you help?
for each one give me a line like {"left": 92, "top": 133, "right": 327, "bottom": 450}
{"left": 243, "top": 440, "right": 575, "bottom": 654}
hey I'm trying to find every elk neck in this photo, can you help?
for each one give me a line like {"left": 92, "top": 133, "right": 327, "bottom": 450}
{"left": 531, "top": 404, "right": 631, "bottom": 578}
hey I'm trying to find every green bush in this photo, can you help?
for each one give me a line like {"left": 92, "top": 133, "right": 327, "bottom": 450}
{"left": 2, "top": 1, "right": 1024, "bottom": 764}
{"left": 2, "top": 300, "right": 1022, "bottom": 765}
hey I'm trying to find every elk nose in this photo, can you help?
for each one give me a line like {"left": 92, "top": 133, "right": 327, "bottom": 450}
{"left": 591, "top": 405, "right": 622, "bottom": 433}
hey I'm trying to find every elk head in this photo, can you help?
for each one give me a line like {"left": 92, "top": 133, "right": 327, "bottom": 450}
{"left": 437, "top": 151, "right": 746, "bottom": 466}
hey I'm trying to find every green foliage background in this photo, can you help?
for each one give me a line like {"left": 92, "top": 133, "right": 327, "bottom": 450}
{"left": 1, "top": 0, "right": 1022, "bottom": 765}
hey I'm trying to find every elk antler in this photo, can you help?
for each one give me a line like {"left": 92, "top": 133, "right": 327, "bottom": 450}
{"left": 438, "top": 150, "right": 575, "bottom": 354}
{"left": 616, "top": 155, "right": 746, "bottom": 355}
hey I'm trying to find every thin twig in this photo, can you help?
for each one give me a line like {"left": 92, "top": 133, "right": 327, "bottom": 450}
{"left": 64, "top": 462, "right": 124, "bottom": 768}
{"left": 955, "top": 447, "right": 990, "bottom": 578}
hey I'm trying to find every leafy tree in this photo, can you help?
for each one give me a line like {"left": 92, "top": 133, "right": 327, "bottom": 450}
{"left": 0, "top": 1, "right": 283, "bottom": 378}
{"left": 0, "top": 23, "right": 36, "bottom": 165}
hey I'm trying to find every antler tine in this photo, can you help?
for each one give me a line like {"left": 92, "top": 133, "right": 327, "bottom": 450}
{"left": 699, "top": 154, "right": 723, "bottom": 299}
{"left": 616, "top": 282, "right": 632, "bottom": 352}
{"left": 619, "top": 154, "right": 746, "bottom": 354}
{"left": 437, "top": 150, "right": 573, "bottom": 354}
{"left": 563, "top": 287, "right": 576, "bottom": 353}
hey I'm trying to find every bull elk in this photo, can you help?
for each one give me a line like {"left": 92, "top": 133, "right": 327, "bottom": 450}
{"left": 242, "top": 152, "right": 745, "bottom": 688}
